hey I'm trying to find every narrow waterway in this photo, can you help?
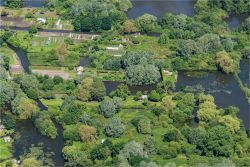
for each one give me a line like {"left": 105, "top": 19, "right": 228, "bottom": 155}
{"left": 239, "top": 59, "right": 250, "bottom": 88}
{"left": 7, "top": 45, "right": 65, "bottom": 166}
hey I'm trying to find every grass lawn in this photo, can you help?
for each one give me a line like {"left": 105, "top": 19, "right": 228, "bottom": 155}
{"left": 0, "top": 139, "right": 12, "bottom": 161}
{"left": 0, "top": 46, "right": 17, "bottom": 64}
{"left": 126, "top": 35, "right": 174, "bottom": 59}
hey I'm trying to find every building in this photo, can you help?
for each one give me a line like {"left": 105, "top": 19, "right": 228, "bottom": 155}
{"left": 37, "top": 18, "right": 46, "bottom": 24}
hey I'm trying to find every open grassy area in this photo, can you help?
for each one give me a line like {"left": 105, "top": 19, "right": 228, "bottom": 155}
{"left": 126, "top": 35, "right": 174, "bottom": 59}
{"left": 0, "top": 139, "right": 12, "bottom": 161}
{"left": 0, "top": 45, "right": 17, "bottom": 64}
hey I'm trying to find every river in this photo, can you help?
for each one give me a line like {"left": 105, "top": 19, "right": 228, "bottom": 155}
{"left": 127, "top": 0, "right": 248, "bottom": 29}
{"left": 0, "top": 0, "right": 45, "bottom": 8}
{"left": 7, "top": 46, "right": 65, "bottom": 166}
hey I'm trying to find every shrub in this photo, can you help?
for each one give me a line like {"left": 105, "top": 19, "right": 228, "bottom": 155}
{"left": 79, "top": 125, "right": 97, "bottom": 142}
{"left": 104, "top": 117, "right": 125, "bottom": 137}
{"left": 148, "top": 90, "right": 161, "bottom": 102}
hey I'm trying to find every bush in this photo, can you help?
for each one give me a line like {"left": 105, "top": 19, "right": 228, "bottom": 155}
{"left": 0, "top": 10, "right": 9, "bottom": 16}
{"left": 137, "top": 118, "right": 151, "bottom": 134}
{"left": 163, "top": 128, "right": 180, "bottom": 142}
{"left": 148, "top": 90, "right": 161, "bottom": 102}
{"left": 104, "top": 117, "right": 125, "bottom": 137}
{"left": 28, "top": 25, "right": 38, "bottom": 34}
{"left": 25, "top": 12, "right": 34, "bottom": 18}
{"left": 99, "top": 97, "right": 123, "bottom": 118}
{"left": 79, "top": 125, "right": 97, "bottom": 142}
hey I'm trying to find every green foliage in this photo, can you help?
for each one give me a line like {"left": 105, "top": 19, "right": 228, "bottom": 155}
{"left": 163, "top": 127, "right": 181, "bottom": 142}
{"left": 28, "top": 26, "right": 38, "bottom": 34}
{"left": 216, "top": 51, "right": 235, "bottom": 74}
{"left": 137, "top": 118, "right": 151, "bottom": 134}
{"left": 135, "top": 14, "right": 158, "bottom": 33}
{"left": 34, "top": 111, "right": 57, "bottom": 139}
{"left": 148, "top": 90, "right": 161, "bottom": 102}
{"left": 14, "top": 74, "right": 40, "bottom": 99}
{"left": 99, "top": 97, "right": 123, "bottom": 118}
{"left": 125, "top": 64, "right": 160, "bottom": 86}
{"left": 3, "top": 0, "right": 23, "bottom": 8}
{"left": 78, "top": 125, "right": 97, "bottom": 142}
{"left": 110, "top": 84, "right": 131, "bottom": 100}
{"left": 104, "top": 116, "right": 125, "bottom": 137}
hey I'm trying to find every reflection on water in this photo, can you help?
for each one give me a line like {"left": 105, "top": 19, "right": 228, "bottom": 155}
{"left": 13, "top": 119, "right": 65, "bottom": 166}
{"left": 239, "top": 59, "right": 250, "bottom": 88}
{"left": 128, "top": 0, "right": 196, "bottom": 19}
{"left": 176, "top": 71, "right": 250, "bottom": 131}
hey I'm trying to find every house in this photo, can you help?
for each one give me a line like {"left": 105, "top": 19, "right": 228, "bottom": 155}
{"left": 106, "top": 46, "right": 119, "bottom": 51}
{"left": 3, "top": 136, "right": 11, "bottom": 143}
{"left": 37, "top": 18, "right": 46, "bottom": 24}
{"left": 77, "top": 66, "right": 84, "bottom": 75}
{"left": 140, "top": 95, "right": 148, "bottom": 100}
{"left": 0, "top": 124, "right": 5, "bottom": 132}
{"left": 101, "top": 139, "right": 106, "bottom": 144}
{"left": 163, "top": 69, "right": 173, "bottom": 76}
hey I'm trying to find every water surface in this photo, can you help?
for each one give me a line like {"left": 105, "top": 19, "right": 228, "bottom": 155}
{"left": 239, "top": 59, "right": 250, "bottom": 88}
{"left": 128, "top": 0, "right": 196, "bottom": 19}
{"left": 176, "top": 71, "right": 250, "bottom": 131}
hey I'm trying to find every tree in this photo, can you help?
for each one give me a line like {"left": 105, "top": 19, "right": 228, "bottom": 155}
{"left": 188, "top": 128, "right": 207, "bottom": 154}
{"left": 207, "top": 125, "right": 234, "bottom": 156}
{"left": 197, "top": 101, "right": 219, "bottom": 122}
{"left": 125, "top": 64, "right": 160, "bottom": 86}
{"left": 0, "top": 81, "right": 15, "bottom": 108}
{"left": 104, "top": 57, "right": 122, "bottom": 70}
{"left": 219, "top": 115, "right": 240, "bottom": 133}
{"left": 137, "top": 118, "right": 151, "bottom": 134}
{"left": 99, "top": 97, "right": 123, "bottom": 118}
{"left": 63, "top": 124, "right": 81, "bottom": 141}
{"left": 3, "top": 0, "right": 23, "bottom": 8}
{"left": 161, "top": 96, "right": 175, "bottom": 113}
{"left": 110, "top": 84, "right": 131, "bottom": 100}
{"left": 28, "top": 25, "right": 38, "bottom": 34}
{"left": 60, "top": 103, "right": 85, "bottom": 125}
{"left": 77, "top": 77, "right": 93, "bottom": 101}
{"left": 216, "top": 51, "right": 234, "bottom": 74}
{"left": 35, "top": 118, "right": 57, "bottom": 139}
{"left": 135, "top": 14, "right": 157, "bottom": 33}
{"left": 163, "top": 127, "right": 180, "bottom": 142}
{"left": 14, "top": 74, "right": 40, "bottom": 99}
{"left": 53, "top": 76, "right": 64, "bottom": 84}
{"left": 0, "top": 67, "right": 8, "bottom": 80}
{"left": 221, "top": 38, "right": 234, "bottom": 52}
{"left": 197, "top": 33, "right": 222, "bottom": 53}
{"left": 177, "top": 39, "right": 198, "bottom": 57}
{"left": 21, "top": 157, "right": 40, "bottom": 167}
{"left": 158, "top": 33, "right": 169, "bottom": 44}
{"left": 91, "top": 78, "right": 106, "bottom": 101}
{"left": 119, "top": 141, "right": 147, "bottom": 159}
{"left": 79, "top": 125, "right": 97, "bottom": 142}
{"left": 123, "top": 20, "right": 137, "bottom": 33}
{"left": 104, "top": 117, "right": 125, "bottom": 137}
{"left": 148, "top": 90, "right": 161, "bottom": 102}
{"left": 12, "top": 97, "right": 38, "bottom": 119}
{"left": 122, "top": 51, "right": 153, "bottom": 68}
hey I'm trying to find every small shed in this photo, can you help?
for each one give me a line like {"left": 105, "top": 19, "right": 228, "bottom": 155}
{"left": 37, "top": 18, "right": 46, "bottom": 24}
{"left": 163, "top": 69, "right": 173, "bottom": 76}
{"left": 77, "top": 66, "right": 84, "bottom": 75}
{"left": 101, "top": 139, "right": 106, "bottom": 144}
{"left": 140, "top": 95, "right": 148, "bottom": 100}
{"left": 3, "top": 136, "right": 11, "bottom": 143}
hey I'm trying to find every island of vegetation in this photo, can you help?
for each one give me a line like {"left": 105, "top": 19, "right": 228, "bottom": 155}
{"left": 0, "top": 0, "right": 249, "bottom": 167}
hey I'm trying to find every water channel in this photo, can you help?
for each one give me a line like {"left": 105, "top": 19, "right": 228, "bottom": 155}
{"left": 3, "top": 2, "right": 249, "bottom": 165}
